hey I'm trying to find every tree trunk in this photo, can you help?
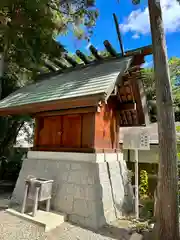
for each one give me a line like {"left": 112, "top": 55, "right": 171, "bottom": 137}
{"left": 148, "top": 0, "right": 179, "bottom": 239}
{"left": 0, "top": 53, "right": 4, "bottom": 98}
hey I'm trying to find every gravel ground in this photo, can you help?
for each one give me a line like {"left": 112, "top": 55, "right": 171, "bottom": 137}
{"left": 0, "top": 211, "right": 44, "bottom": 240}
{"left": 0, "top": 182, "right": 135, "bottom": 240}
{"left": 39, "top": 222, "right": 132, "bottom": 240}
{"left": 0, "top": 189, "right": 132, "bottom": 240}
{"left": 0, "top": 210, "right": 132, "bottom": 240}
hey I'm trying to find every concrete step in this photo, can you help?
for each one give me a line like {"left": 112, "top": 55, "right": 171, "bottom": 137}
{"left": 6, "top": 208, "right": 67, "bottom": 232}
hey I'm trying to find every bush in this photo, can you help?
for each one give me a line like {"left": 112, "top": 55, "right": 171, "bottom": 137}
{"left": 139, "top": 170, "right": 148, "bottom": 199}
{"left": 140, "top": 198, "right": 154, "bottom": 220}
{"left": 0, "top": 148, "right": 28, "bottom": 181}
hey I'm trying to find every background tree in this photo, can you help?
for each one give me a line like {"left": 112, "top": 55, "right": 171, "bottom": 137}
{"left": 148, "top": 0, "right": 179, "bottom": 239}
{"left": 131, "top": 0, "right": 179, "bottom": 238}
{"left": 142, "top": 57, "right": 180, "bottom": 122}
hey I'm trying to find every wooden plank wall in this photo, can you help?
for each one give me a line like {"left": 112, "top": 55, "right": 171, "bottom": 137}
{"left": 33, "top": 99, "right": 120, "bottom": 153}
{"left": 34, "top": 112, "right": 95, "bottom": 152}
{"left": 94, "top": 99, "right": 119, "bottom": 152}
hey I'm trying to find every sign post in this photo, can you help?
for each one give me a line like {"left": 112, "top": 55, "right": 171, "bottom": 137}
{"left": 123, "top": 127, "right": 150, "bottom": 219}
{"left": 134, "top": 149, "right": 139, "bottom": 219}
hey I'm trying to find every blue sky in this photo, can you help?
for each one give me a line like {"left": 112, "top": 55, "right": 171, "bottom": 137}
{"left": 56, "top": 0, "right": 180, "bottom": 67}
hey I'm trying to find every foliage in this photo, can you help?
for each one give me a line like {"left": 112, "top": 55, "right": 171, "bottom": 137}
{"left": 139, "top": 198, "right": 154, "bottom": 220}
{"left": 0, "top": 147, "right": 27, "bottom": 181}
{"left": 139, "top": 170, "right": 149, "bottom": 199}
{"left": 16, "top": 121, "right": 34, "bottom": 146}
{"left": 130, "top": 220, "right": 149, "bottom": 234}
{"left": 142, "top": 57, "right": 180, "bottom": 122}
{"left": 0, "top": 0, "right": 98, "bottom": 90}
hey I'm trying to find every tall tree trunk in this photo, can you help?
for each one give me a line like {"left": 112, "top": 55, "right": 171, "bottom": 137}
{"left": 148, "top": 0, "right": 179, "bottom": 239}
{"left": 0, "top": 53, "right": 4, "bottom": 98}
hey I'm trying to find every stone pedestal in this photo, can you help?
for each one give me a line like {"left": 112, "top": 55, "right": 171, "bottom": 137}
{"left": 11, "top": 151, "right": 134, "bottom": 229}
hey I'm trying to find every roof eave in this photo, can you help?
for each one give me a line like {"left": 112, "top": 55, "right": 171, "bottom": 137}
{"left": 0, "top": 93, "right": 105, "bottom": 116}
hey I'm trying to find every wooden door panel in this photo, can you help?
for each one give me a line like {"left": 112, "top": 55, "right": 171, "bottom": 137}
{"left": 62, "top": 114, "right": 81, "bottom": 148}
{"left": 39, "top": 116, "right": 62, "bottom": 146}
{"left": 50, "top": 116, "right": 62, "bottom": 146}
{"left": 39, "top": 118, "right": 51, "bottom": 146}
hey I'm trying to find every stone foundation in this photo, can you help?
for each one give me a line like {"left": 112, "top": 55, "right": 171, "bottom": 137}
{"left": 11, "top": 151, "right": 134, "bottom": 229}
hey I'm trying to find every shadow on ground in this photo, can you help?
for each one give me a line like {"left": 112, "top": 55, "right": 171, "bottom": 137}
{"left": 38, "top": 221, "right": 134, "bottom": 240}
{"left": 99, "top": 224, "right": 132, "bottom": 240}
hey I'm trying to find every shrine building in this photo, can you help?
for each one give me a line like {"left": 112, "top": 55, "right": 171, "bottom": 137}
{"left": 0, "top": 42, "right": 151, "bottom": 229}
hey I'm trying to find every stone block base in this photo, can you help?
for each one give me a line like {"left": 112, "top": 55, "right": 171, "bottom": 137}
{"left": 11, "top": 151, "right": 134, "bottom": 230}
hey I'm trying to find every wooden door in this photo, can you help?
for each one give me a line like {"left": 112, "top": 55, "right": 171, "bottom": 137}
{"left": 51, "top": 116, "right": 62, "bottom": 146}
{"left": 39, "top": 116, "right": 62, "bottom": 147}
{"left": 62, "top": 114, "right": 81, "bottom": 148}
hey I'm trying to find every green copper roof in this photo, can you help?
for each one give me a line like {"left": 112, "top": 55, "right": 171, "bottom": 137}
{"left": 0, "top": 57, "right": 132, "bottom": 110}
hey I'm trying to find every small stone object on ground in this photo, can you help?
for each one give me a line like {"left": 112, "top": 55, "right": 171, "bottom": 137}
{"left": 21, "top": 177, "right": 54, "bottom": 217}
{"left": 149, "top": 223, "right": 154, "bottom": 229}
{"left": 130, "top": 233, "right": 143, "bottom": 240}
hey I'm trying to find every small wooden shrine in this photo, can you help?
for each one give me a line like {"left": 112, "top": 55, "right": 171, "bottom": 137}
{"left": 0, "top": 42, "right": 152, "bottom": 230}
{"left": 0, "top": 42, "right": 151, "bottom": 153}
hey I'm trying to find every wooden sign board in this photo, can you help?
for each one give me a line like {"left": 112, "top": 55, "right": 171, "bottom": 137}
{"left": 123, "top": 127, "right": 150, "bottom": 150}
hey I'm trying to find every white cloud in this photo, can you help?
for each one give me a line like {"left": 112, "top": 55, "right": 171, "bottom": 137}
{"left": 120, "top": 0, "right": 180, "bottom": 35}
{"left": 132, "top": 33, "right": 140, "bottom": 39}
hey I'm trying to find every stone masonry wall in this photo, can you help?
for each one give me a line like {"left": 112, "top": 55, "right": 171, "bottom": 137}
{"left": 11, "top": 153, "right": 134, "bottom": 229}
